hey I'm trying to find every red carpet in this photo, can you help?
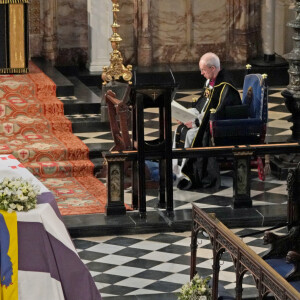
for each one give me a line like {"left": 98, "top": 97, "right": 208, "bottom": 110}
{"left": 0, "top": 62, "right": 107, "bottom": 215}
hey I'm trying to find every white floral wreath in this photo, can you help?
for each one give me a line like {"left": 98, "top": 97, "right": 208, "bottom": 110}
{"left": 0, "top": 177, "right": 41, "bottom": 212}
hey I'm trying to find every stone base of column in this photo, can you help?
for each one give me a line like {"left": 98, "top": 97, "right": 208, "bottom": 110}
{"left": 250, "top": 55, "right": 288, "bottom": 67}
{"left": 270, "top": 90, "right": 300, "bottom": 180}
{"left": 270, "top": 154, "right": 297, "bottom": 180}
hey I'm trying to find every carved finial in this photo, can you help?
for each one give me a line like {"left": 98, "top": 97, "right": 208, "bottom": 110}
{"left": 246, "top": 64, "right": 252, "bottom": 70}
{"left": 262, "top": 74, "right": 268, "bottom": 79}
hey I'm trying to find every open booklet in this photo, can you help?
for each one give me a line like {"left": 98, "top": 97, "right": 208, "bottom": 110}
{"left": 171, "top": 100, "right": 197, "bottom": 123}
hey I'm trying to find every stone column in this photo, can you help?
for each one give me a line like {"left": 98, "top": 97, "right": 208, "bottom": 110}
{"left": 274, "top": 0, "right": 295, "bottom": 56}
{"left": 42, "top": 0, "right": 57, "bottom": 62}
{"left": 262, "top": 0, "right": 275, "bottom": 60}
{"left": 87, "top": 0, "right": 113, "bottom": 72}
{"left": 135, "top": 0, "right": 152, "bottom": 67}
{"left": 251, "top": 0, "right": 288, "bottom": 66}
{"left": 227, "top": 0, "right": 261, "bottom": 63}
{"left": 271, "top": 1, "right": 300, "bottom": 179}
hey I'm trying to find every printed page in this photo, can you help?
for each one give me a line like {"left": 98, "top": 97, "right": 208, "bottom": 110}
{"left": 171, "top": 100, "right": 197, "bottom": 123}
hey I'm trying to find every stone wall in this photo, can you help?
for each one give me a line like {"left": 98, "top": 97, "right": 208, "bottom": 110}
{"left": 28, "top": 0, "right": 88, "bottom": 66}
{"left": 118, "top": 0, "right": 262, "bottom": 65}
{"left": 27, "top": 0, "right": 293, "bottom": 67}
{"left": 56, "top": 0, "right": 88, "bottom": 67}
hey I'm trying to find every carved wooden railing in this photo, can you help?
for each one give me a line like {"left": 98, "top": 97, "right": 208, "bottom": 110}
{"left": 190, "top": 204, "right": 300, "bottom": 300}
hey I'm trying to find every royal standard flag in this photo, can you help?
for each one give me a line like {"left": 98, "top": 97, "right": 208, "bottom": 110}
{"left": 0, "top": 210, "right": 18, "bottom": 300}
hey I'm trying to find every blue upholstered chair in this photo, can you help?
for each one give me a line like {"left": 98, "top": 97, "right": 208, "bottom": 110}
{"left": 210, "top": 73, "right": 268, "bottom": 146}
{"left": 209, "top": 73, "right": 268, "bottom": 180}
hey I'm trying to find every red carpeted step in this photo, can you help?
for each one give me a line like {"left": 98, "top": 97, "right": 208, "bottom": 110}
{"left": 39, "top": 175, "right": 107, "bottom": 215}
{"left": 1, "top": 132, "right": 89, "bottom": 163}
{"left": 0, "top": 62, "right": 108, "bottom": 216}
{"left": 24, "top": 159, "right": 95, "bottom": 178}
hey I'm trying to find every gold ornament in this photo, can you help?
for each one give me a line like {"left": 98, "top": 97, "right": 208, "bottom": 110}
{"left": 102, "top": 0, "right": 132, "bottom": 85}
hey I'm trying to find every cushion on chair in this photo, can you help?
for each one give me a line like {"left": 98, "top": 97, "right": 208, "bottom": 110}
{"left": 265, "top": 258, "right": 295, "bottom": 278}
{"left": 242, "top": 74, "right": 263, "bottom": 119}
{"left": 210, "top": 73, "right": 267, "bottom": 146}
{"left": 225, "top": 104, "right": 249, "bottom": 119}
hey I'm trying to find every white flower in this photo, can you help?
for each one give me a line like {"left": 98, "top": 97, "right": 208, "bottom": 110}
{"left": 14, "top": 181, "right": 21, "bottom": 188}
{"left": 19, "top": 195, "right": 28, "bottom": 202}
{"left": 4, "top": 187, "right": 12, "bottom": 196}
{"left": 28, "top": 191, "right": 35, "bottom": 198}
{"left": 0, "top": 177, "right": 40, "bottom": 212}
{"left": 16, "top": 204, "right": 23, "bottom": 211}
{"left": 9, "top": 203, "right": 16, "bottom": 209}
{"left": 178, "top": 274, "right": 211, "bottom": 300}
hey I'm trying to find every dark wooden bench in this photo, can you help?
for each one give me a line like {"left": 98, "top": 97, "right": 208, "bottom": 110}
{"left": 190, "top": 204, "right": 300, "bottom": 299}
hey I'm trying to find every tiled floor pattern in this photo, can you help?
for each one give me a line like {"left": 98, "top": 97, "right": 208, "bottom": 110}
{"left": 74, "top": 227, "right": 288, "bottom": 299}
{"left": 69, "top": 87, "right": 292, "bottom": 146}
{"left": 65, "top": 87, "right": 290, "bottom": 212}
{"left": 130, "top": 169, "right": 288, "bottom": 213}
{"left": 64, "top": 87, "right": 291, "bottom": 298}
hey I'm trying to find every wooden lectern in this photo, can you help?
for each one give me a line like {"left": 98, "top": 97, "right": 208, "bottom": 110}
{"left": 131, "top": 66, "right": 177, "bottom": 217}
{"left": 0, "top": 0, "right": 29, "bottom": 74}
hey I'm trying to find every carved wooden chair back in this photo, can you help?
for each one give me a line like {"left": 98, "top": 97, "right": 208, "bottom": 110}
{"left": 105, "top": 89, "right": 132, "bottom": 151}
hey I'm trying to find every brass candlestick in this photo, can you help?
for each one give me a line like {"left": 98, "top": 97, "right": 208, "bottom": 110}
{"left": 102, "top": 0, "right": 132, "bottom": 85}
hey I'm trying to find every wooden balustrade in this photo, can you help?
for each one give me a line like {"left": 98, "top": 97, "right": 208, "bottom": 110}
{"left": 190, "top": 204, "right": 300, "bottom": 300}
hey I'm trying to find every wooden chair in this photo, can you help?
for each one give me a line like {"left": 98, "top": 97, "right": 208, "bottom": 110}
{"left": 105, "top": 89, "right": 132, "bottom": 152}
{"left": 104, "top": 88, "right": 162, "bottom": 210}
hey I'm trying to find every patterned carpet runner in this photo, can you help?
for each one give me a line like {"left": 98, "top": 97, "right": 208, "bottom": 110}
{"left": 0, "top": 62, "right": 107, "bottom": 215}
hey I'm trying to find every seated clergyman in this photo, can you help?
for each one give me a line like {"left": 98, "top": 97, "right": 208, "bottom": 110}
{"left": 173, "top": 52, "right": 241, "bottom": 190}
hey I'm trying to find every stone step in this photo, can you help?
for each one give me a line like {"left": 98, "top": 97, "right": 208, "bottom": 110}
{"left": 87, "top": 141, "right": 111, "bottom": 159}
{"left": 90, "top": 157, "right": 104, "bottom": 175}
{"left": 31, "top": 58, "right": 74, "bottom": 97}
{"left": 65, "top": 114, "right": 110, "bottom": 133}
{"left": 60, "top": 76, "right": 101, "bottom": 115}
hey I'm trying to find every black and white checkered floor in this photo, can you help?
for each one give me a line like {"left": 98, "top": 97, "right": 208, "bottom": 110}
{"left": 68, "top": 87, "right": 291, "bottom": 146}
{"left": 62, "top": 87, "right": 292, "bottom": 298}
{"left": 73, "top": 227, "right": 288, "bottom": 299}
{"left": 67, "top": 87, "right": 290, "bottom": 212}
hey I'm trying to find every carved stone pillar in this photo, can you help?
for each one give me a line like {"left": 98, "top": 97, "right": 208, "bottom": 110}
{"left": 283, "top": 1, "right": 300, "bottom": 136}
{"left": 227, "top": 0, "right": 261, "bottom": 63}
{"left": 135, "top": 0, "right": 152, "bottom": 67}
{"left": 42, "top": 0, "right": 57, "bottom": 62}
{"left": 87, "top": 0, "right": 113, "bottom": 72}
{"left": 271, "top": 1, "right": 300, "bottom": 179}
{"left": 29, "top": 0, "right": 42, "bottom": 58}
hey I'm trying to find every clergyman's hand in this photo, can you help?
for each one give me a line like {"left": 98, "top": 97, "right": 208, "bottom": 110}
{"left": 184, "top": 121, "right": 193, "bottom": 128}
